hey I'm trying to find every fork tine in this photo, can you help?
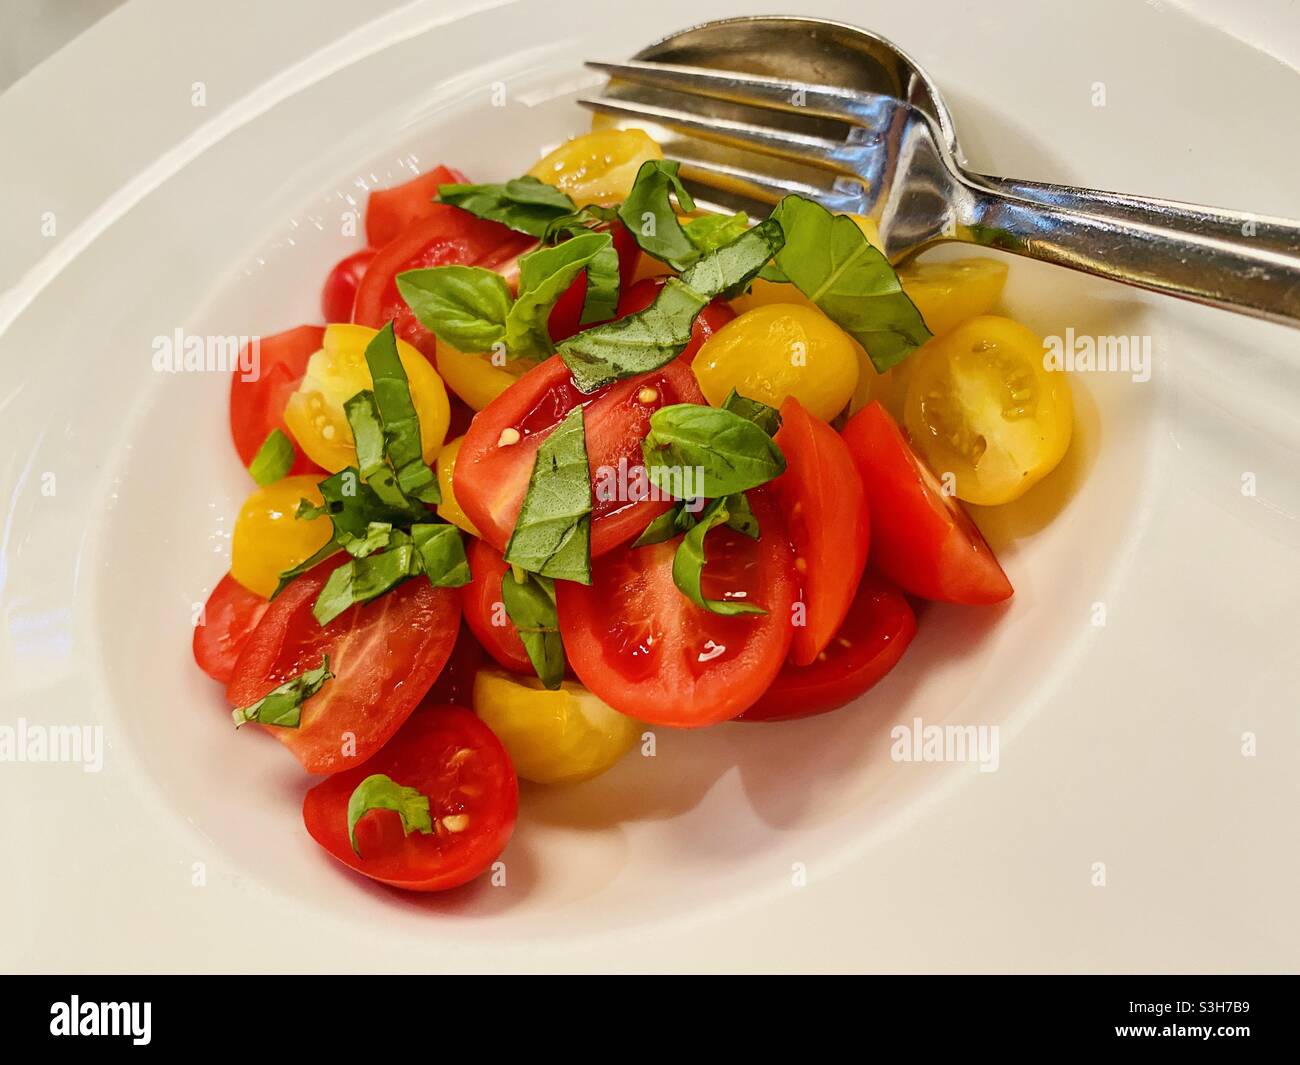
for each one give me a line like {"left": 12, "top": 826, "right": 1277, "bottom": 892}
{"left": 671, "top": 151, "right": 865, "bottom": 214}
{"left": 578, "top": 96, "right": 866, "bottom": 174}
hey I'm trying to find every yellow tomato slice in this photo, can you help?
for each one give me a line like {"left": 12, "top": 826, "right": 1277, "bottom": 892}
{"left": 473, "top": 670, "right": 641, "bottom": 785}
{"left": 903, "top": 315, "right": 1072, "bottom": 505}
{"left": 528, "top": 129, "right": 662, "bottom": 207}
{"left": 230, "top": 476, "right": 332, "bottom": 598}
{"left": 693, "top": 303, "right": 860, "bottom": 421}
{"left": 434, "top": 340, "right": 532, "bottom": 412}
{"left": 283, "top": 324, "right": 449, "bottom": 473}
{"left": 435, "top": 435, "right": 480, "bottom": 537}
{"left": 899, "top": 257, "right": 1009, "bottom": 338}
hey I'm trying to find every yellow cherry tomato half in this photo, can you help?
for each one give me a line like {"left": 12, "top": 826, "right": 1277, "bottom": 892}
{"left": 434, "top": 340, "right": 532, "bottom": 412}
{"left": 473, "top": 670, "right": 641, "bottom": 785}
{"left": 693, "top": 303, "right": 860, "bottom": 422}
{"left": 435, "top": 435, "right": 480, "bottom": 537}
{"left": 230, "top": 476, "right": 332, "bottom": 598}
{"left": 283, "top": 323, "right": 449, "bottom": 473}
{"left": 899, "top": 257, "right": 1009, "bottom": 338}
{"left": 903, "top": 315, "right": 1072, "bottom": 506}
{"left": 528, "top": 128, "right": 662, "bottom": 207}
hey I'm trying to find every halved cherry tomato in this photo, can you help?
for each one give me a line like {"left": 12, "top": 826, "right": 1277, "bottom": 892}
{"left": 229, "top": 325, "right": 326, "bottom": 476}
{"left": 321, "top": 249, "right": 375, "bottom": 323}
{"left": 454, "top": 355, "right": 706, "bottom": 557}
{"left": 419, "top": 624, "right": 485, "bottom": 710}
{"left": 842, "top": 402, "right": 1012, "bottom": 605}
{"left": 302, "top": 705, "right": 516, "bottom": 892}
{"left": 364, "top": 164, "right": 467, "bottom": 248}
{"left": 771, "top": 396, "right": 870, "bottom": 665}
{"left": 353, "top": 207, "right": 533, "bottom": 357}
{"left": 614, "top": 277, "right": 735, "bottom": 363}
{"left": 460, "top": 538, "right": 532, "bottom": 675}
{"left": 547, "top": 221, "right": 642, "bottom": 342}
{"left": 528, "top": 129, "right": 661, "bottom": 206}
{"left": 193, "top": 572, "right": 268, "bottom": 685}
{"left": 739, "top": 572, "right": 917, "bottom": 722}
{"left": 556, "top": 489, "right": 797, "bottom": 726}
{"left": 226, "top": 560, "right": 461, "bottom": 774}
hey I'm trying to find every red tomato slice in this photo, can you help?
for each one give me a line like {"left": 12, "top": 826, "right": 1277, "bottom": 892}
{"left": 192, "top": 572, "right": 269, "bottom": 685}
{"left": 557, "top": 489, "right": 797, "bottom": 726}
{"left": 738, "top": 572, "right": 917, "bottom": 722}
{"left": 772, "top": 396, "right": 870, "bottom": 665}
{"left": 418, "top": 623, "right": 485, "bottom": 710}
{"left": 353, "top": 207, "right": 534, "bottom": 357}
{"left": 616, "top": 277, "right": 735, "bottom": 363}
{"left": 226, "top": 561, "right": 461, "bottom": 774}
{"left": 547, "top": 221, "right": 642, "bottom": 342}
{"left": 229, "top": 325, "right": 326, "bottom": 476}
{"left": 302, "top": 706, "right": 517, "bottom": 892}
{"left": 454, "top": 355, "right": 705, "bottom": 558}
{"left": 321, "top": 248, "right": 376, "bottom": 323}
{"left": 842, "top": 402, "right": 1012, "bottom": 605}
{"left": 460, "top": 538, "right": 532, "bottom": 674}
{"left": 364, "top": 164, "right": 468, "bottom": 247}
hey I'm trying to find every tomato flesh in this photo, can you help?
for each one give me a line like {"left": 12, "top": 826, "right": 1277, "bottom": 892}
{"left": 616, "top": 277, "right": 735, "bottom": 363}
{"left": 842, "top": 402, "right": 1011, "bottom": 605}
{"left": 226, "top": 560, "right": 461, "bottom": 774}
{"left": 229, "top": 325, "right": 326, "bottom": 476}
{"left": 418, "top": 624, "right": 486, "bottom": 710}
{"left": 192, "top": 572, "right": 268, "bottom": 685}
{"left": 547, "top": 221, "right": 642, "bottom": 342}
{"left": 320, "top": 248, "right": 375, "bottom": 323}
{"left": 302, "top": 706, "right": 517, "bottom": 892}
{"left": 739, "top": 572, "right": 917, "bottom": 722}
{"left": 461, "top": 538, "right": 533, "bottom": 675}
{"left": 365, "top": 164, "right": 468, "bottom": 248}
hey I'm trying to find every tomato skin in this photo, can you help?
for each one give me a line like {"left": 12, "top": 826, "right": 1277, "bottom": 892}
{"left": 454, "top": 355, "right": 705, "bottom": 558}
{"left": 616, "top": 277, "right": 735, "bottom": 363}
{"left": 353, "top": 207, "right": 533, "bottom": 357}
{"left": 460, "top": 538, "right": 533, "bottom": 674}
{"left": 557, "top": 489, "right": 797, "bottom": 727}
{"left": 364, "top": 164, "right": 467, "bottom": 247}
{"left": 229, "top": 325, "right": 326, "bottom": 477}
{"left": 192, "top": 572, "right": 268, "bottom": 685}
{"left": 841, "top": 402, "right": 1012, "bottom": 605}
{"left": 771, "top": 397, "right": 870, "bottom": 665}
{"left": 302, "top": 706, "right": 517, "bottom": 892}
{"left": 226, "top": 560, "right": 461, "bottom": 774}
{"left": 320, "top": 249, "right": 375, "bottom": 323}
{"left": 547, "top": 221, "right": 642, "bottom": 342}
{"left": 419, "top": 624, "right": 486, "bottom": 711}
{"left": 738, "top": 572, "right": 916, "bottom": 722}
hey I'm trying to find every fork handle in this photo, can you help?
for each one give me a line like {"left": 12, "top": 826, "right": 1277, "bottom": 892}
{"left": 958, "top": 183, "right": 1300, "bottom": 327}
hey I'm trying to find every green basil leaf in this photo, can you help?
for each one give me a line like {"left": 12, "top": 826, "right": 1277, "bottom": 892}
{"left": 312, "top": 540, "right": 419, "bottom": 625}
{"left": 758, "top": 261, "right": 789, "bottom": 283}
{"left": 643, "top": 404, "right": 786, "bottom": 498}
{"left": 722, "top": 388, "right": 783, "bottom": 436}
{"left": 631, "top": 500, "right": 703, "bottom": 547}
{"left": 248, "top": 429, "right": 294, "bottom": 486}
{"left": 542, "top": 203, "right": 618, "bottom": 242}
{"left": 363, "top": 322, "right": 440, "bottom": 505}
{"left": 503, "top": 406, "right": 592, "bottom": 583}
{"left": 678, "top": 218, "right": 784, "bottom": 299}
{"left": 343, "top": 521, "right": 394, "bottom": 558}
{"left": 396, "top": 265, "right": 511, "bottom": 353}
{"left": 617, "top": 159, "right": 698, "bottom": 269}
{"left": 231, "top": 655, "right": 332, "bottom": 729}
{"left": 346, "top": 773, "right": 434, "bottom": 857}
{"left": 579, "top": 239, "right": 620, "bottom": 325}
{"left": 672, "top": 498, "right": 767, "bottom": 616}
{"left": 769, "top": 195, "right": 930, "bottom": 372}
{"left": 437, "top": 176, "right": 576, "bottom": 237}
{"left": 410, "top": 523, "right": 472, "bottom": 587}
{"left": 504, "top": 232, "right": 616, "bottom": 358}
{"left": 343, "top": 390, "right": 410, "bottom": 509}
{"left": 684, "top": 211, "right": 750, "bottom": 255}
{"left": 723, "top": 491, "right": 760, "bottom": 539}
{"left": 500, "top": 567, "right": 566, "bottom": 689}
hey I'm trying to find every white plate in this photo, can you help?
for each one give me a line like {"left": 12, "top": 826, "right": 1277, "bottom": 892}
{"left": 1, "top": 0, "right": 1297, "bottom": 973}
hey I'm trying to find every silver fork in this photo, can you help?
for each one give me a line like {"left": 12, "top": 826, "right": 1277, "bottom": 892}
{"left": 580, "top": 58, "right": 1300, "bottom": 328}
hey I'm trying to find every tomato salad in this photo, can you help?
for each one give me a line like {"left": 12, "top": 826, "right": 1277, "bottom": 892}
{"left": 195, "top": 128, "right": 1073, "bottom": 894}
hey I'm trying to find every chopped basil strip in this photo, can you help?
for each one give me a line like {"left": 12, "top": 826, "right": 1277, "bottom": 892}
{"left": 503, "top": 407, "right": 592, "bottom": 584}
{"left": 344, "top": 391, "right": 409, "bottom": 509}
{"left": 542, "top": 203, "right": 619, "bottom": 242}
{"left": 631, "top": 504, "right": 695, "bottom": 548}
{"left": 363, "top": 323, "right": 440, "bottom": 505}
{"left": 500, "top": 567, "right": 566, "bottom": 690}
{"left": 312, "top": 538, "right": 419, "bottom": 625}
{"left": 437, "top": 176, "right": 576, "bottom": 237}
{"left": 504, "top": 232, "right": 617, "bottom": 357}
{"left": 768, "top": 194, "right": 930, "bottom": 372}
{"left": 723, "top": 492, "right": 760, "bottom": 539}
{"left": 722, "top": 388, "right": 783, "bottom": 437}
{"left": 677, "top": 219, "right": 784, "bottom": 300}
{"left": 673, "top": 498, "right": 766, "bottom": 616}
{"left": 684, "top": 211, "right": 751, "bottom": 256}
{"left": 342, "top": 521, "right": 394, "bottom": 558}
{"left": 617, "top": 159, "right": 699, "bottom": 270}
{"left": 248, "top": 428, "right": 295, "bottom": 486}
{"left": 410, "top": 523, "right": 472, "bottom": 587}
{"left": 396, "top": 265, "right": 512, "bottom": 353}
{"left": 346, "top": 773, "right": 434, "bottom": 857}
{"left": 577, "top": 236, "right": 621, "bottom": 325}
{"left": 231, "top": 656, "right": 332, "bottom": 729}
{"left": 643, "top": 404, "right": 786, "bottom": 498}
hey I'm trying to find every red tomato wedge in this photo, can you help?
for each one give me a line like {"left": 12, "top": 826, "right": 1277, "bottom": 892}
{"left": 771, "top": 396, "right": 870, "bottom": 665}
{"left": 842, "top": 402, "right": 1012, "bottom": 605}
{"left": 353, "top": 207, "right": 534, "bottom": 357}
{"left": 455, "top": 355, "right": 705, "bottom": 558}
{"left": 557, "top": 489, "right": 797, "bottom": 726}
{"left": 229, "top": 325, "right": 326, "bottom": 476}
{"left": 738, "top": 572, "right": 917, "bottom": 722}
{"left": 303, "top": 706, "right": 517, "bottom": 892}
{"left": 321, "top": 248, "right": 376, "bottom": 323}
{"left": 460, "top": 538, "right": 532, "bottom": 674}
{"left": 418, "top": 624, "right": 486, "bottom": 710}
{"left": 192, "top": 572, "right": 269, "bottom": 685}
{"left": 226, "top": 561, "right": 461, "bottom": 774}
{"left": 547, "top": 221, "right": 642, "bottom": 342}
{"left": 615, "top": 277, "right": 735, "bottom": 363}
{"left": 364, "top": 164, "right": 468, "bottom": 248}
